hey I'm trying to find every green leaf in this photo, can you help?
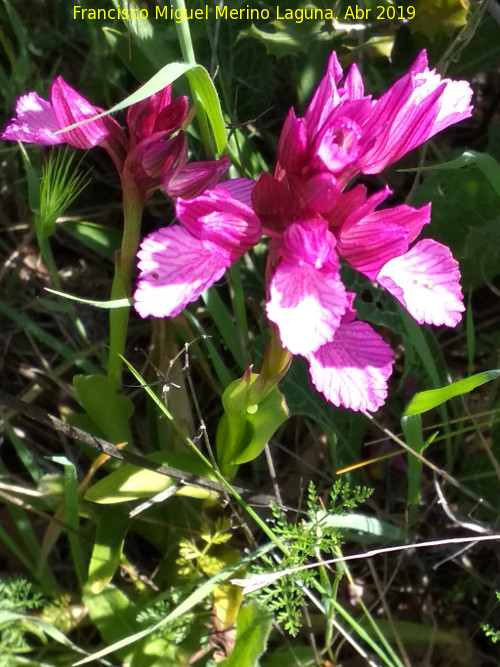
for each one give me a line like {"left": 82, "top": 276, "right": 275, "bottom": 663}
{"left": 61, "top": 220, "right": 121, "bottom": 262}
{"left": 108, "top": 0, "right": 178, "bottom": 71}
{"left": 216, "top": 372, "right": 288, "bottom": 475}
{"left": 202, "top": 287, "right": 244, "bottom": 371}
{"left": 87, "top": 512, "right": 129, "bottom": 594}
{"left": 84, "top": 451, "right": 217, "bottom": 504}
{"left": 50, "top": 456, "right": 87, "bottom": 588}
{"left": 45, "top": 288, "right": 131, "bottom": 309}
{"left": 409, "top": 0, "right": 469, "bottom": 40}
{"left": 220, "top": 601, "right": 272, "bottom": 667}
{"left": 0, "top": 610, "right": 85, "bottom": 655}
{"left": 61, "top": 60, "right": 227, "bottom": 155}
{"left": 238, "top": 7, "right": 326, "bottom": 59}
{"left": 314, "top": 511, "right": 408, "bottom": 543}
{"left": 407, "top": 150, "right": 500, "bottom": 197}
{"left": 411, "top": 153, "right": 500, "bottom": 288}
{"left": 404, "top": 370, "right": 500, "bottom": 416}
{"left": 239, "top": 22, "right": 305, "bottom": 59}
{"left": 74, "top": 559, "right": 252, "bottom": 665}
{"left": 0, "top": 300, "right": 100, "bottom": 375}
{"left": 82, "top": 584, "right": 137, "bottom": 663}
{"left": 73, "top": 374, "right": 134, "bottom": 444}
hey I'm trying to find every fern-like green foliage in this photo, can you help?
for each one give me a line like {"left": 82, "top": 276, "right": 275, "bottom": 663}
{"left": 136, "top": 591, "right": 195, "bottom": 644}
{"left": 253, "top": 480, "right": 372, "bottom": 636}
{"left": 0, "top": 577, "right": 45, "bottom": 659}
{"left": 176, "top": 516, "right": 234, "bottom": 581}
{"left": 481, "top": 592, "right": 500, "bottom": 644}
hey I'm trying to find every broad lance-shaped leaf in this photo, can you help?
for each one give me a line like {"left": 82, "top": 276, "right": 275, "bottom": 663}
{"left": 73, "top": 374, "right": 133, "bottom": 444}
{"left": 404, "top": 369, "right": 500, "bottom": 416}
{"left": 221, "top": 601, "right": 272, "bottom": 667}
{"left": 216, "top": 370, "right": 289, "bottom": 477}
{"left": 85, "top": 451, "right": 217, "bottom": 504}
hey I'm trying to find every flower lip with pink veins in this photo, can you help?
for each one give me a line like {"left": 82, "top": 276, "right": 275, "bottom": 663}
{"left": 266, "top": 220, "right": 348, "bottom": 356}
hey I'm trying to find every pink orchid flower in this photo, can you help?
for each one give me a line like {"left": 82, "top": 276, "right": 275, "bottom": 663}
{"left": 288, "top": 49, "right": 473, "bottom": 184}
{"left": 251, "top": 49, "right": 472, "bottom": 412}
{"left": 134, "top": 179, "right": 261, "bottom": 318}
{"left": 132, "top": 49, "right": 471, "bottom": 413}
{"left": 2, "top": 76, "right": 228, "bottom": 201}
{"left": 1, "top": 76, "right": 118, "bottom": 150}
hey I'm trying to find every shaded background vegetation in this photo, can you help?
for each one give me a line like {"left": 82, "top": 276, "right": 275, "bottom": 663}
{"left": 1, "top": 0, "right": 500, "bottom": 665}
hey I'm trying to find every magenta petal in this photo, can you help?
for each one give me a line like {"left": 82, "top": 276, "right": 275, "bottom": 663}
{"left": 252, "top": 172, "right": 297, "bottom": 236}
{"left": 165, "top": 155, "right": 230, "bottom": 198}
{"left": 50, "top": 76, "right": 109, "bottom": 149}
{"left": 301, "top": 173, "right": 341, "bottom": 213}
{"left": 377, "top": 239, "right": 465, "bottom": 327}
{"left": 305, "top": 51, "right": 344, "bottom": 133}
{"left": 367, "top": 201, "right": 431, "bottom": 244}
{"left": 312, "top": 116, "right": 361, "bottom": 173}
{"left": 337, "top": 197, "right": 430, "bottom": 278}
{"left": 175, "top": 187, "right": 261, "bottom": 262}
{"left": 266, "top": 223, "right": 347, "bottom": 355}
{"left": 215, "top": 178, "right": 255, "bottom": 208}
{"left": 154, "top": 95, "right": 189, "bottom": 136}
{"left": 139, "top": 133, "right": 186, "bottom": 180}
{"left": 306, "top": 321, "right": 394, "bottom": 412}
{"left": 343, "top": 62, "right": 365, "bottom": 99}
{"left": 134, "top": 226, "right": 228, "bottom": 319}
{"left": 277, "top": 110, "right": 308, "bottom": 172}
{"left": 338, "top": 219, "right": 408, "bottom": 280}
{"left": 1, "top": 92, "right": 63, "bottom": 145}
{"left": 358, "top": 51, "right": 473, "bottom": 173}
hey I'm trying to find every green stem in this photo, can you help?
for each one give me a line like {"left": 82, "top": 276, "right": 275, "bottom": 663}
{"left": 108, "top": 179, "right": 144, "bottom": 388}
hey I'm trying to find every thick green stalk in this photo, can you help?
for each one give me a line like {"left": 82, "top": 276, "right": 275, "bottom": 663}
{"left": 108, "top": 179, "right": 144, "bottom": 388}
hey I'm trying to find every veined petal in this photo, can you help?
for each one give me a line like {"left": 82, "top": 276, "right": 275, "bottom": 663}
{"left": 305, "top": 51, "right": 344, "bottom": 132}
{"left": 216, "top": 177, "right": 255, "bottom": 208}
{"left": 252, "top": 172, "right": 297, "bottom": 236}
{"left": 175, "top": 187, "right": 261, "bottom": 263}
{"left": 301, "top": 173, "right": 341, "bottom": 213}
{"left": 358, "top": 51, "right": 473, "bottom": 173}
{"left": 139, "top": 133, "right": 186, "bottom": 180}
{"left": 325, "top": 183, "right": 368, "bottom": 228}
{"left": 277, "top": 110, "right": 308, "bottom": 172}
{"left": 338, "top": 219, "right": 408, "bottom": 280}
{"left": 50, "top": 76, "right": 109, "bottom": 149}
{"left": 126, "top": 85, "right": 187, "bottom": 144}
{"left": 1, "top": 92, "right": 63, "bottom": 145}
{"left": 306, "top": 321, "right": 394, "bottom": 412}
{"left": 343, "top": 62, "right": 365, "bottom": 100}
{"left": 377, "top": 239, "right": 464, "bottom": 327}
{"left": 134, "top": 226, "right": 228, "bottom": 319}
{"left": 312, "top": 116, "right": 362, "bottom": 173}
{"left": 266, "top": 222, "right": 347, "bottom": 355}
{"left": 341, "top": 186, "right": 391, "bottom": 225}
{"left": 337, "top": 200, "right": 430, "bottom": 279}
{"left": 368, "top": 201, "right": 431, "bottom": 244}
{"left": 165, "top": 155, "right": 230, "bottom": 198}
{"left": 126, "top": 86, "right": 172, "bottom": 144}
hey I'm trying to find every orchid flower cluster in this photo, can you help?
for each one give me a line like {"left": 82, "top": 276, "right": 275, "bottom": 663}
{"left": 134, "top": 51, "right": 472, "bottom": 412}
{"left": 2, "top": 51, "right": 473, "bottom": 413}
{"left": 2, "top": 75, "right": 228, "bottom": 201}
